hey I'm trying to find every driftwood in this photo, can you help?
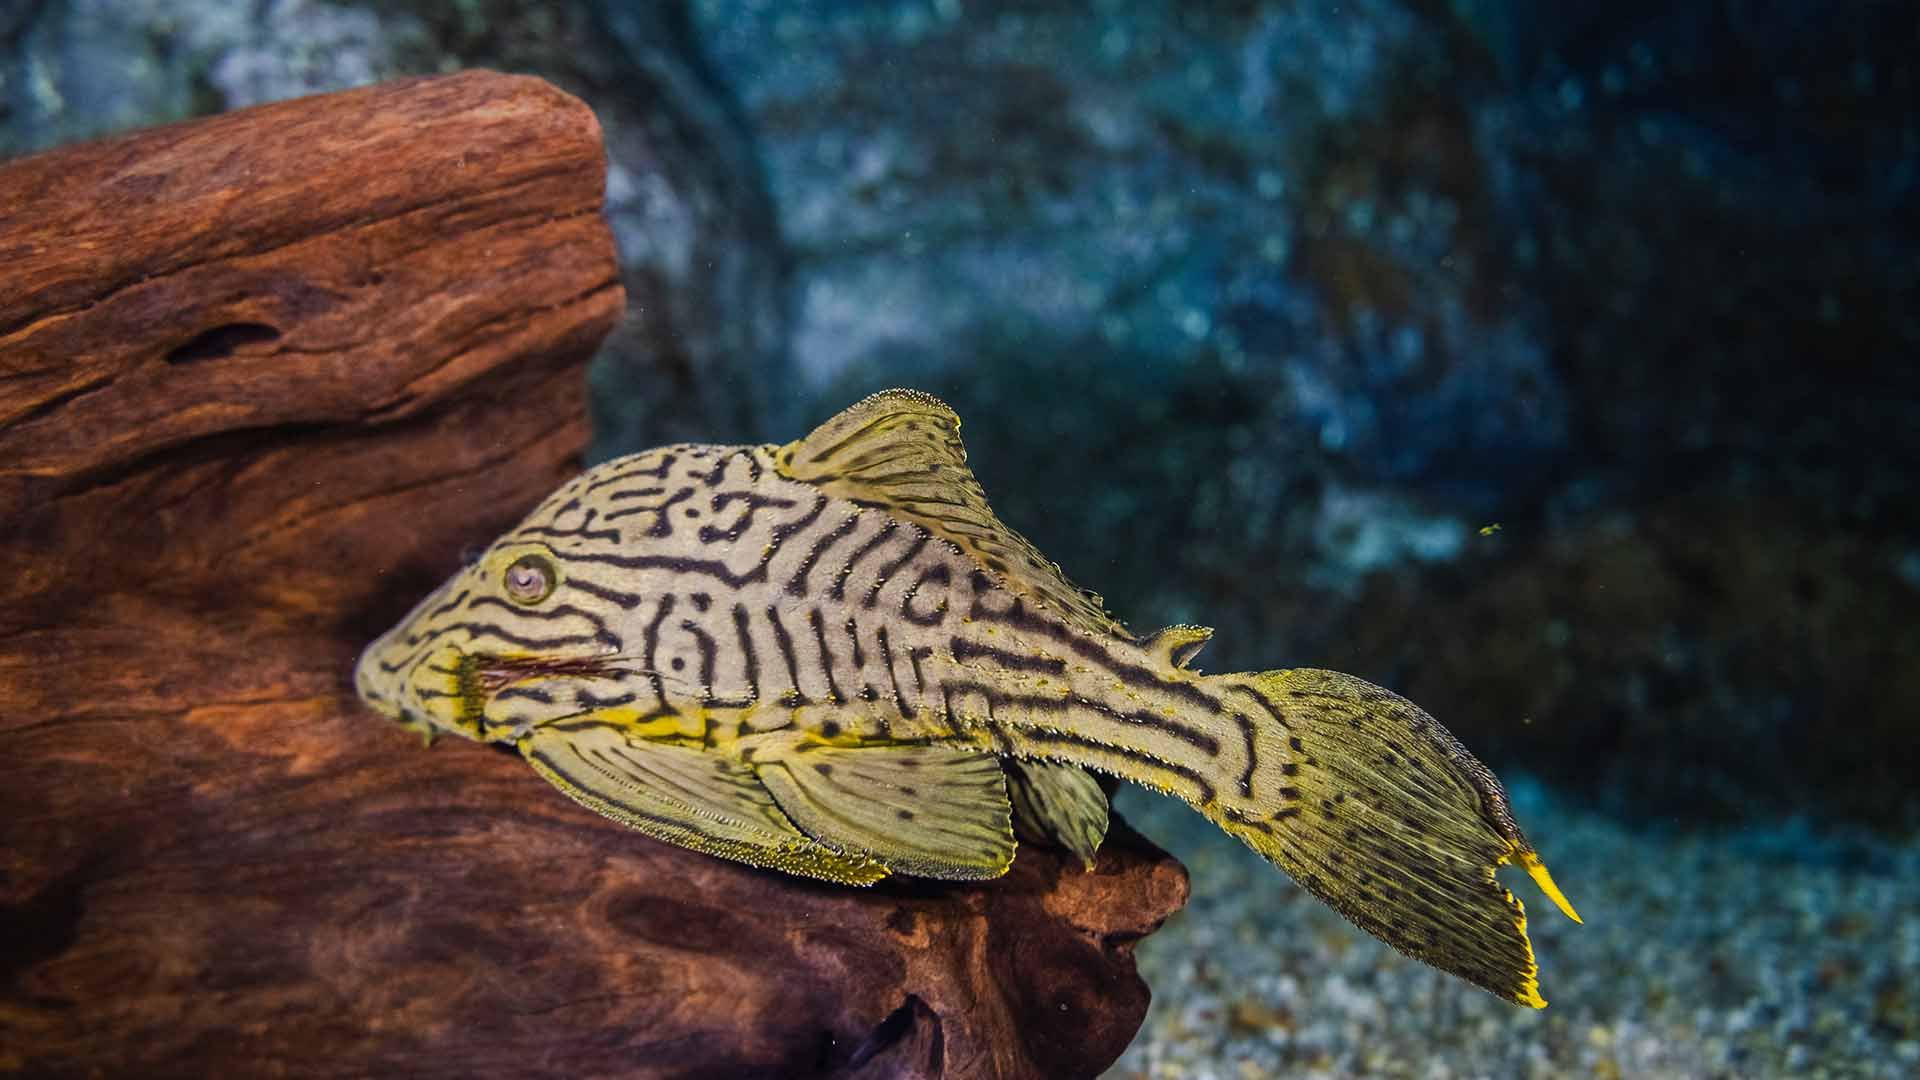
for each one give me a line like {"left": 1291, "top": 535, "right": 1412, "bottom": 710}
{"left": 0, "top": 72, "right": 1188, "bottom": 1078}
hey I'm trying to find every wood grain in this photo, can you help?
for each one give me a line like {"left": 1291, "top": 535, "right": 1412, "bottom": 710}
{"left": 0, "top": 71, "right": 1187, "bottom": 1078}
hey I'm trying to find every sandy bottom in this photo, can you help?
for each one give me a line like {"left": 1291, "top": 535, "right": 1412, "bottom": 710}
{"left": 1107, "top": 778, "right": 1918, "bottom": 1079}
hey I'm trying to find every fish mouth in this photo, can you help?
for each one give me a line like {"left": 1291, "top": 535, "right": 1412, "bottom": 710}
{"left": 352, "top": 635, "right": 414, "bottom": 721}
{"left": 360, "top": 635, "right": 633, "bottom": 740}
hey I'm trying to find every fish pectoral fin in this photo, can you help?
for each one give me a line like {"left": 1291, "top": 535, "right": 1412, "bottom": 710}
{"left": 1004, "top": 759, "right": 1109, "bottom": 871}
{"left": 518, "top": 721, "right": 889, "bottom": 886}
{"left": 747, "top": 737, "right": 1017, "bottom": 881}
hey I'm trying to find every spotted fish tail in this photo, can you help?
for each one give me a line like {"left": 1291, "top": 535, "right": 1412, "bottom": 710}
{"left": 1211, "top": 668, "right": 1579, "bottom": 1007}
{"left": 1010, "top": 663, "right": 1580, "bottom": 1007}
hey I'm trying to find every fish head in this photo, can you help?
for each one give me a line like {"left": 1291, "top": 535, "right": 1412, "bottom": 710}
{"left": 354, "top": 533, "right": 625, "bottom": 743}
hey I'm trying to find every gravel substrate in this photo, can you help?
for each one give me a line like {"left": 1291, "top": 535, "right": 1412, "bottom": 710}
{"left": 1107, "top": 778, "right": 1920, "bottom": 1079}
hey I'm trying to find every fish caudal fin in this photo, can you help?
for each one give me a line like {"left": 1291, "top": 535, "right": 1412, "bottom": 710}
{"left": 1205, "top": 668, "right": 1578, "bottom": 1007}
{"left": 1011, "top": 662, "right": 1580, "bottom": 1005}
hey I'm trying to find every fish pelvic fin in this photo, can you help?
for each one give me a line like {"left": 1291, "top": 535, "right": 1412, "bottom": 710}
{"left": 1004, "top": 759, "right": 1109, "bottom": 870}
{"left": 1200, "top": 668, "right": 1575, "bottom": 1008}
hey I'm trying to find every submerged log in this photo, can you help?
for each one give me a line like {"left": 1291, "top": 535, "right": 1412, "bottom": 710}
{"left": 0, "top": 72, "right": 1187, "bottom": 1078}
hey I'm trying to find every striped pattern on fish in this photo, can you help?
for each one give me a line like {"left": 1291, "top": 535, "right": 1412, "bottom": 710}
{"left": 355, "top": 389, "right": 1581, "bottom": 1007}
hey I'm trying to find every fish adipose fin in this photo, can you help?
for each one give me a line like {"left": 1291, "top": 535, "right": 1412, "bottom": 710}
{"left": 519, "top": 721, "right": 888, "bottom": 886}
{"left": 1217, "top": 668, "right": 1577, "bottom": 1008}
{"left": 746, "top": 737, "right": 1017, "bottom": 881}
{"left": 1141, "top": 624, "right": 1214, "bottom": 670}
{"left": 776, "top": 388, "right": 1134, "bottom": 641}
{"left": 1004, "top": 759, "right": 1109, "bottom": 870}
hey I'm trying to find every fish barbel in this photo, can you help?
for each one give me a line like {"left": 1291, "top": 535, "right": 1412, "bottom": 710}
{"left": 355, "top": 389, "right": 1580, "bottom": 1006}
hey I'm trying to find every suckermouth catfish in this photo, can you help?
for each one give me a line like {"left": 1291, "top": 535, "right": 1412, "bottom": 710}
{"left": 355, "top": 389, "right": 1581, "bottom": 1007}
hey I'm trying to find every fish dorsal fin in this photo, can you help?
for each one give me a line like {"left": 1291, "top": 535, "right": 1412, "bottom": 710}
{"left": 1004, "top": 759, "right": 1109, "bottom": 870}
{"left": 745, "top": 735, "right": 1016, "bottom": 881}
{"left": 519, "top": 721, "right": 888, "bottom": 885}
{"left": 1142, "top": 624, "right": 1214, "bottom": 670}
{"left": 776, "top": 389, "right": 1133, "bottom": 641}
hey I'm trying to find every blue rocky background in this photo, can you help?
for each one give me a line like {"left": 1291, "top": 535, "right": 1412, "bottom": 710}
{"left": 8, "top": 0, "right": 1913, "bottom": 832}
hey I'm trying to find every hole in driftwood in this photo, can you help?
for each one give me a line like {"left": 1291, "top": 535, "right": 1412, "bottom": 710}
{"left": 165, "top": 322, "right": 282, "bottom": 364}
{"left": 842, "top": 995, "right": 933, "bottom": 1070}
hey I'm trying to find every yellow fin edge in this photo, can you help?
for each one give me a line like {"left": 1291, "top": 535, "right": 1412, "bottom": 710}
{"left": 1506, "top": 887, "right": 1547, "bottom": 1010}
{"left": 1496, "top": 841, "right": 1583, "bottom": 1009}
{"left": 1519, "top": 849, "right": 1584, "bottom": 925}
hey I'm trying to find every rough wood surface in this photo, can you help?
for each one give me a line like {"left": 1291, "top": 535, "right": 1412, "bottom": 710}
{"left": 0, "top": 72, "right": 1188, "bottom": 1079}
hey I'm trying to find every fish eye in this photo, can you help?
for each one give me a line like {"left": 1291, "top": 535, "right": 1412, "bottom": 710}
{"left": 503, "top": 553, "right": 557, "bottom": 605}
